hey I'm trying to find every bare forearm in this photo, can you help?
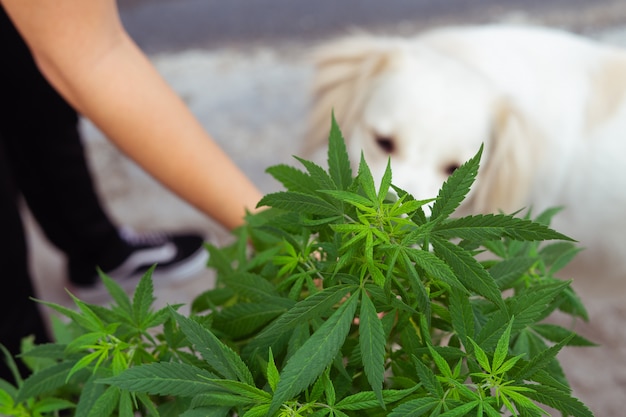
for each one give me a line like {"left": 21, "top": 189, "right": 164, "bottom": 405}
{"left": 2, "top": 0, "right": 262, "bottom": 230}
{"left": 49, "top": 37, "right": 262, "bottom": 229}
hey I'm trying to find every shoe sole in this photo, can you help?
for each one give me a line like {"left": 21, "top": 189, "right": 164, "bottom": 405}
{"left": 68, "top": 247, "right": 210, "bottom": 301}
{"left": 148, "top": 246, "right": 209, "bottom": 282}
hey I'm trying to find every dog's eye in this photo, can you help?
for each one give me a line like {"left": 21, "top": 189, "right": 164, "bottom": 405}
{"left": 375, "top": 136, "right": 396, "bottom": 154}
{"left": 444, "top": 163, "right": 461, "bottom": 176}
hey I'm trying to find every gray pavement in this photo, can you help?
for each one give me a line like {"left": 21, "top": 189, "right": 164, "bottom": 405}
{"left": 117, "top": 0, "right": 626, "bottom": 52}
{"left": 27, "top": 2, "right": 626, "bottom": 415}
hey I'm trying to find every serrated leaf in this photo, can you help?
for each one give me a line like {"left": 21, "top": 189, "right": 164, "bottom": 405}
{"left": 507, "top": 281, "right": 571, "bottom": 328}
{"left": 392, "top": 185, "right": 428, "bottom": 225}
{"left": 447, "top": 378, "right": 481, "bottom": 401}
{"left": 529, "top": 206, "right": 562, "bottom": 225}
{"left": 268, "top": 293, "right": 359, "bottom": 415}
{"left": 397, "top": 249, "right": 431, "bottom": 320}
{"left": 335, "top": 387, "right": 418, "bottom": 410}
{"left": 531, "top": 324, "right": 596, "bottom": 347}
{"left": 403, "top": 246, "right": 467, "bottom": 294}
{"left": 439, "top": 401, "right": 479, "bottom": 417}
{"left": 432, "top": 237, "right": 505, "bottom": 310}
{"left": 488, "top": 257, "right": 537, "bottom": 290}
{"left": 321, "top": 368, "right": 336, "bottom": 406}
{"left": 191, "top": 287, "right": 235, "bottom": 313}
{"left": 20, "top": 343, "right": 66, "bottom": 361}
{"left": 200, "top": 379, "right": 271, "bottom": 402}
{"left": 321, "top": 190, "right": 374, "bottom": 211}
{"left": 242, "top": 403, "right": 271, "bottom": 417}
{"left": 468, "top": 338, "right": 491, "bottom": 373}
{"left": 31, "top": 397, "right": 76, "bottom": 415}
{"left": 356, "top": 153, "right": 379, "bottom": 204}
{"left": 70, "top": 295, "right": 109, "bottom": 332}
{"left": 85, "top": 385, "right": 120, "bottom": 417}
{"left": 359, "top": 290, "right": 386, "bottom": 406}
{"left": 523, "top": 384, "right": 593, "bottom": 417}
{"left": 132, "top": 266, "right": 156, "bottom": 328}
{"left": 118, "top": 390, "right": 133, "bottom": 417}
{"left": 309, "top": 372, "right": 326, "bottom": 403}
{"left": 205, "top": 243, "right": 236, "bottom": 275}
{"left": 428, "top": 345, "right": 453, "bottom": 378}
{"left": 66, "top": 350, "right": 103, "bottom": 381}
{"left": 74, "top": 374, "right": 109, "bottom": 417}
{"left": 433, "top": 214, "right": 574, "bottom": 242}
{"left": 514, "top": 334, "right": 575, "bottom": 381}
{"left": 449, "top": 288, "right": 475, "bottom": 348}
{"left": 483, "top": 402, "right": 504, "bottom": 417}
{"left": 528, "top": 369, "right": 571, "bottom": 393}
{"left": 367, "top": 259, "right": 386, "bottom": 287}
{"left": 501, "top": 386, "right": 547, "bottom": 416}
{"left": 331, "top": 223, "right": 374, "bottom": 234}
{"left": 253, "top": 285, "right": 354, "bottom": 341}
{"left": 221, "top": 272, "right": 287, "bottom": 304}
{"left": 103, "top": 362, "right": 218, "bottom": 396}
{"left": 335, "top": 385, "right": 419, "bottom": 411}
{"left": 213, "top": 303, "right": 286, "bottom": 339}
{"left": 16, "top": 361, "right": 73, "bottom": 403}
{"left": 430, "top": 145, "right": 482, "bottom": 222}
{"left": 172, "top": 310, "right": 254, "bottom": 385}
{"left": 327, "top": 113, "right": 353, "bottom": 191}
{"left": 266, "top": 164, "right": 319, "bottom": 194}
{"left": 143, "top": 304, "right": 174, "bottom": 329}
{"left": 498, "top": 354, "right": 525, "bottom": 375}
{"left": 539, "top": 242, "right": 583, "bottom": 274}
{"left": 294, "top": 156, "right": 338, "bottom": 191}
{"left": 493, "top": 318, "right": 514, "bottom": 372}
{"left": 98, "top": 271, "right": 132, "bottom": 314}
{"left": 36, "top": 298, "right": 100, "bottom": 333}
{"left": 475, "top": 310, "right": 511, "bottom": 353}
{"left": 389, "top": 197, "right": 434, "bottom": 218}
{"left": 556, "top": 287, "right": 589, "bottom": 321}
{"left": 377, "top": 159, "right": 393, "bottom": 201}
{"left": 180, "top": 406, "right": 230, "bottom": 417}
{"left": 511, "top": 329, "right": 569, "bottom": 389}
{"left": 300, "top": 215, "right": 344, "bottom": 226}
{"left": 258, "top": 191, "right": 340, "bottom": 216}
{"left": 388, "top": 397, "right": 439, "bottom": 417}
{"left": 86, "top": 303, "right": 127, "bottom": 328}
{"left": 191, "top": 391, "right": 255, "bottom": 407}
{"left": 267, "top": 349, "right": 279, "bottom": 392}
{"left": 413, "top": 355, "right": 444, "bottom": 398}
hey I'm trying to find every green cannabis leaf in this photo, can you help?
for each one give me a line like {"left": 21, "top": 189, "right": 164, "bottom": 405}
{"left": 0, "top": 115, "right": 594, "bottom": 417}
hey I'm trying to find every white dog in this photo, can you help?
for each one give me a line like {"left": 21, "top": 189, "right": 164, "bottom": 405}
{"left": 305, "top": 24, "right": 626, "bottom": 278}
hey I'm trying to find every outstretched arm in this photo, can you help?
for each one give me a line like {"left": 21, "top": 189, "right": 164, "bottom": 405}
{"left": 2, "top": 0, "right": 263, "bottom": 230}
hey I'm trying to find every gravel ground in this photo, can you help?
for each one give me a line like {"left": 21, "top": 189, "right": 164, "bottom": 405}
{"left": 26, "top": 3, "right": 626, "bottom": 415}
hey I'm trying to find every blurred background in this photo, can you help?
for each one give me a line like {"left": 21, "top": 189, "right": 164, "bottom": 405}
{"left": 118, "top": 0, "right": 626, "bottom": 52}
{"left": 27, "top": 1, "right": 626, "bottom": 415}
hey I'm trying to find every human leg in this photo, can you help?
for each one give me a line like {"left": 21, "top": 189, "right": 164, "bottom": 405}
{"left": 0, "top": 139, "right": 50, "bottom": 383}
{"left": 1, "top": 4, "right": 131, "bottom": 285}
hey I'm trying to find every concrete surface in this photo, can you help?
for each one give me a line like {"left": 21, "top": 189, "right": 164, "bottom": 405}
{"left": 26, "top": 1, "right": 626, "bottom": 415}
{"left": 117, "top": 0, "right": 626, "bottom": 53}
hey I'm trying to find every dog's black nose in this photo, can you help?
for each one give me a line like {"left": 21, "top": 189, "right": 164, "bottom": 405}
{"left": 375, "top": 136, "right": 396, "bottom": 154}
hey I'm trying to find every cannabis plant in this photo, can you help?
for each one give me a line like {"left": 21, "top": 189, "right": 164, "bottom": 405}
{"left": 0, "top": 117, "right": 594, "bottom": 416}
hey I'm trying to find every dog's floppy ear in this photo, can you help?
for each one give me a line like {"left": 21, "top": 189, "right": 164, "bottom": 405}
{"left": 304, "top": 35, "right": 404, "bottom": 155}
{"left": 472, "top": 100, "right": 536, "bottom": 214}
{"left": 585, "top": 52, "right": 626, "bottom": 133}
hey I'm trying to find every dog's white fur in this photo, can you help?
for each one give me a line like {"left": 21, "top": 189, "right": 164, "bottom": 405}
{"left": 306, "top": 24, "right": 626, "bottom": 278}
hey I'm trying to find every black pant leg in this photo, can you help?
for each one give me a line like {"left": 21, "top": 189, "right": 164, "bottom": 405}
{"left": 1, "top": 6, "right": 126, "bottom": 285}
{"left": 0, "top": 139, "right": 49, "bottom": 383}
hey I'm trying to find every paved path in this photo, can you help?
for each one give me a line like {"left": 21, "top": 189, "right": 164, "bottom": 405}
{"left": 117, "top": 0, "right": 625, "bottom": 52}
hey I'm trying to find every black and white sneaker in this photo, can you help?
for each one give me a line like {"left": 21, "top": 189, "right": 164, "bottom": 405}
{"left": 68, "top": 226, "right": 209, "bottom": 290}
